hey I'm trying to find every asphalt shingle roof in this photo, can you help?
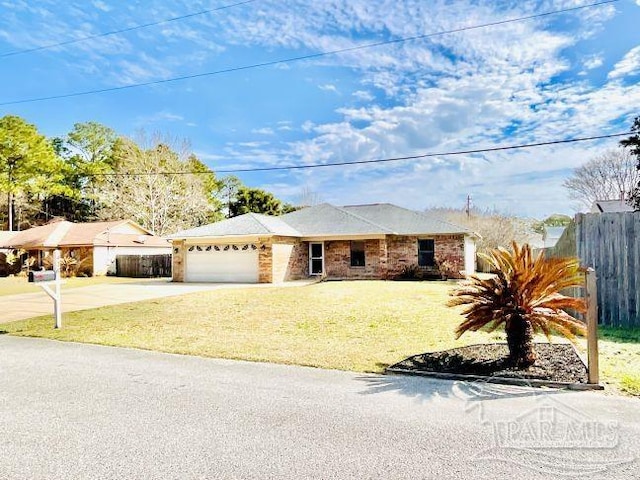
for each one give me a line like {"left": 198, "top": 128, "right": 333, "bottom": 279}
{"left": 592, "top": 199, "right": 634, "bottom": 213}
{"left": 279, "top": 203, "right": 393, "bottom": 236}
{"left": 341, "top": 203, "right": 473, "bottom": 235}
{"left": 170, "top": 203, "right": 474, "bottom": 239}
{"left": 168, "top": 213, "right": 300, "bottom": 239}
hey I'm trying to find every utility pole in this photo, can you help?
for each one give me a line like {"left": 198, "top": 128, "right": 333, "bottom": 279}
{"left": 6, "top": 158, "right": 16, "bottom": 231}
{"left": 7, "top": 191, "right": 12, "bottom": 231}
{"left": 465, "top": 194, "right": 471, "bottom": 219}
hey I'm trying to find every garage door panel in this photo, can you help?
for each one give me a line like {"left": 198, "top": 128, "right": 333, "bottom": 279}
{"left": 185, "top": 245, "right": 259, "bottom": 283}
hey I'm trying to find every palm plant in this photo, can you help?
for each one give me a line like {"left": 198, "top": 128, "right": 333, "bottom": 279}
{"left": 449, "top": 242, "right": 586, "bottom": 368}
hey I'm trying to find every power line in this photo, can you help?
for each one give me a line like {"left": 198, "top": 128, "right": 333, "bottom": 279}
{"left": 0, "top": 0, "right": 619, "bottom": 106}
{"left": 0, "top": 0, "right": 258, "bottom": 58}
{"left": 81, "top": 131, "right": 630, "bottom": 176}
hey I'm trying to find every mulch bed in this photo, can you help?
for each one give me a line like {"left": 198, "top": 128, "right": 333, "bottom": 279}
{"left": 389, "top": 343, "right": 588, "bottom": 384}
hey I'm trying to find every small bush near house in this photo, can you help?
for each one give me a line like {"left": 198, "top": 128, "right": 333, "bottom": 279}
{"left": 434, "top": 257, "right": 456, "bottom": 279}
{"left": 42, "top": 253, "right": 92, "bottom": 277}
{"left": 0, "top": 252, "right": 22, "bottom": 276}
{"left": 397, "top": 264, "right": 421, "bottom": 280}
{"left": 396, "top": 264, "right": 443, "bottom": 281}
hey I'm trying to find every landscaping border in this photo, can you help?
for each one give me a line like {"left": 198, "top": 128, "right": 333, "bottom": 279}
{"left": 386, "top": 342, "right": 604, "bottom": 391}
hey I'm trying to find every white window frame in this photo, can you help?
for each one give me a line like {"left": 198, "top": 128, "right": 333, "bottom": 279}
{"left": 309, "top": 242, "right": 324, "bottom": 276}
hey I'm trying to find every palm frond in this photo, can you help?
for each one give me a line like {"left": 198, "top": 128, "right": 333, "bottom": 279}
{"left": 451, "top": 242, "right": 587, "bottom": 346}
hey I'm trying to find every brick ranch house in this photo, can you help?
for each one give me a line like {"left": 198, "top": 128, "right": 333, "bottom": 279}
{"left": 169, "top": 203, "right": 477, "bottom": 283}
{"left": 0, "top": 219, "right": 171, "bottom": 276}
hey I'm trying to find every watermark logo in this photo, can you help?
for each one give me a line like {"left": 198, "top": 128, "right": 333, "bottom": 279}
{"left": 464, "top": 377, "right": 635, "bottom": 476}
{"left": 491, "top": 399, "right": 618, "bottom": 449}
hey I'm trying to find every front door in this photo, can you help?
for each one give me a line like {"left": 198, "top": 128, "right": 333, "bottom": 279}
{"left": 309, "top": 242, "right": 324, "bottom": 275}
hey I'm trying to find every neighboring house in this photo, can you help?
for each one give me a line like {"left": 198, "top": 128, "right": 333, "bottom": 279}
{"left": 0, "top": 231, "right": 17, "bottom": 276}
{"left": 591, "top": 199, "right": 634, "bottom": 213}
{"left": 542, "top": 226, "right": 566, "bottom": 249}
{"left": 168, "top": 203, "right": 478, "bottom": 283}
{"left": 522, "top": 232, "right": 545, "bottom": 250}
{"left": 0, "top": 231, "right": 15, "bottom": 252}
{"left": 0, "top": 219, "right": 171, "bottom": 276}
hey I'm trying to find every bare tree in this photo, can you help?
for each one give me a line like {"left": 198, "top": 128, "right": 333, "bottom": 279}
{"left": 424, "top": 207, "right": 535, "bottom": 254}
{"left": 563, "top": 148, "right": 639, "bottom": 208}
{"left": 98, "top": 132, "right": 217, "bottom": 235}
{"left": 296, "top": 186, "right": 323, "bottom": 207}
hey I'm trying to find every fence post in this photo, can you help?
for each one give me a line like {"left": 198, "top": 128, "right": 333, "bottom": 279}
{"left": 585, "top": 268, "right": 599, "bottom": 384}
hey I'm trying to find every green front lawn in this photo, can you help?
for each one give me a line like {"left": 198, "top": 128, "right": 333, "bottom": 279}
{"left": 1, "top": 281, "right": 638, "bottom": 396}
{"left": 599, "top": 326, "right": 640, "bottom": 396}
{"left": 0, "top": 275, "right": 149, "bottom": 296}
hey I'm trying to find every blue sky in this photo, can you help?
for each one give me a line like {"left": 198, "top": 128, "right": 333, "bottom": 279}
{"left": 1, "top": 0, "right": 639, "bottom": 218}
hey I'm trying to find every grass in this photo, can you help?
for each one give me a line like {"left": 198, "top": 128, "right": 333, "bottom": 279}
{"left": 0, "top": 275, "right": 148, "bottom": 296}
{"left": 598, "top": 326, "right": 640, "bottom": 396}
{"left": 1, "top": 280, "right": 638, "bottom": 396}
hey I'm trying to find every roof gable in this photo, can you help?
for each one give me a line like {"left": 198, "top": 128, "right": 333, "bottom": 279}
{"left": 0, "top": 230, "right": 18, "bottom": 249}
{"left": 0, "top": 219, "right": 159, "bottom": 249}
{"left": 168, "top": 213, "right": 300, "bottom": 239}
{"left": 280, "top": 203, "right": 394, "bottom": 236}
{"left": 0, "top": 221, "right": 72, "bottom": 249}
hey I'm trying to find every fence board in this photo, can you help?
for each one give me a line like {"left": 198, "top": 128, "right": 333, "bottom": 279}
{"left": 544, "top": 212, "right": 639, "bottom": 327}
{"left": 573, "top": 212, "right": 639, "bottom": 327}
{"left": 116, "top": 254, "right": 172, "bottom": 278}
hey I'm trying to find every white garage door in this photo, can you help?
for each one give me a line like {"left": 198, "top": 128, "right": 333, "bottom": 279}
{"left": 185, "top": 244, "right": 259, "bottom": 283}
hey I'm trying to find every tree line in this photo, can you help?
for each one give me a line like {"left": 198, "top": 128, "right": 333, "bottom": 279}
{"left": 2, "top": 114, "right": 638, "bottom": 235}
{"left": 0, "top": 116, "right": 296, "bottom": 235}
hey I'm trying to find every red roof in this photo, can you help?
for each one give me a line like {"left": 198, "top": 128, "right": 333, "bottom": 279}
{"left": 0, "top": 220, "right": 168, "bottom": 249}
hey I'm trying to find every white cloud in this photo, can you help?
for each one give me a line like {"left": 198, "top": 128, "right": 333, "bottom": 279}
{"left": 582, "top": 54, "right": 603, "bottom": 70}
{"left": 252, "top": 127, "right": 275, "bottom": 135}
{"left": 607, "top": 46, "right": 640, "bottom": 80}
{"left": 353, "top": 90, "right": 375, "bottom": 102}
{"left": 135, "top": 111, "right": 184, "bottom": 126}
{"left": 319, "top": 83, "right": 339, "bottom": 93}
{"left": 301, "top": 121, "right": 315, "bottom": 133}
{"left": 92, "top": 1, "right": 110, "bottom": 12}
{"left": 2, "top": 0, "right": 636, "bottom": 218}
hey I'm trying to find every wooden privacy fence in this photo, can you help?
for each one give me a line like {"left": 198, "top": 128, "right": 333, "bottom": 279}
{"left": 116, "top": 254, "right": 172, "bottom": 278}
{"left": 546, "top": 211, "right": 640, "bottom": 328}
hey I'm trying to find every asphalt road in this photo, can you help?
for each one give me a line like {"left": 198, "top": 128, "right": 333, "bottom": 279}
{"left": 0, "top": 336, "right": 638, "bottom": 479}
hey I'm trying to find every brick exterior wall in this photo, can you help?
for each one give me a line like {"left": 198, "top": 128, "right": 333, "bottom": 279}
{"left": 323, "top": 240, "right": 385, "bottom": 279}
{"left": 259, "top": 236, "right": 310, "bottom": 283}
{"left": 258, "top": 237, "right": 272, "bottom": 283}
{"left": 172, "top": 234, "right": 467, "bottom": 283}
{"left": 286, "top": 241, "right": 308, "bottom": 279}
{"left": 433, "top": 234, "right": 466, "bottom": 278}
{"left": 383, "top": 234, "right": 466, "bottom": 279}
{"left": 272, "top": 237, "right": 308, "bottom": 282}
{"left": 264, "top": 234, "right": 466, "bottom": 282}
{"left": 171, "top": 240, "right": 185, "bottom": 282}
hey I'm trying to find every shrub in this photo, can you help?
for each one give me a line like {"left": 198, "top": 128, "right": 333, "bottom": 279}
{"left": 449, "top": 242, "right": 586, "bottom": 367}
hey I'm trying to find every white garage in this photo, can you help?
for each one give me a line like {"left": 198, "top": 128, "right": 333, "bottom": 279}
{"left": 185, "top": 243, "right": 259, "bottom": 283}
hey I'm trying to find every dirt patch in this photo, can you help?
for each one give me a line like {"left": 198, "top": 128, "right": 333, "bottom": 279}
{"left": 390, "top": 343, "right": 588, "bottom": 384}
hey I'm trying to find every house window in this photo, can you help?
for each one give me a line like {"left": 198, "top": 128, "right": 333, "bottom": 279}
{"left": 309, "top": 242, "right": 324, "bottom": 275}
{"left": 418, "top": 239, "right": 435, "bottom": 267}
{"left": 350, "top": 241, "right": 365, "bottom": 267}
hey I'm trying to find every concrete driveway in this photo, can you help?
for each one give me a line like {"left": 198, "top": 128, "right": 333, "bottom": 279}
{"left": 0, "top": 279, "right": 313, "bottom": 324}
{"left": 0, "top": 336, "right": 638, "bottom": 479}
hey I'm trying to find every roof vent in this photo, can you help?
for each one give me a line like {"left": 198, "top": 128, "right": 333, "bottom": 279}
{"left": 134, "top": 235, "right": 147, "bottom": 244}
